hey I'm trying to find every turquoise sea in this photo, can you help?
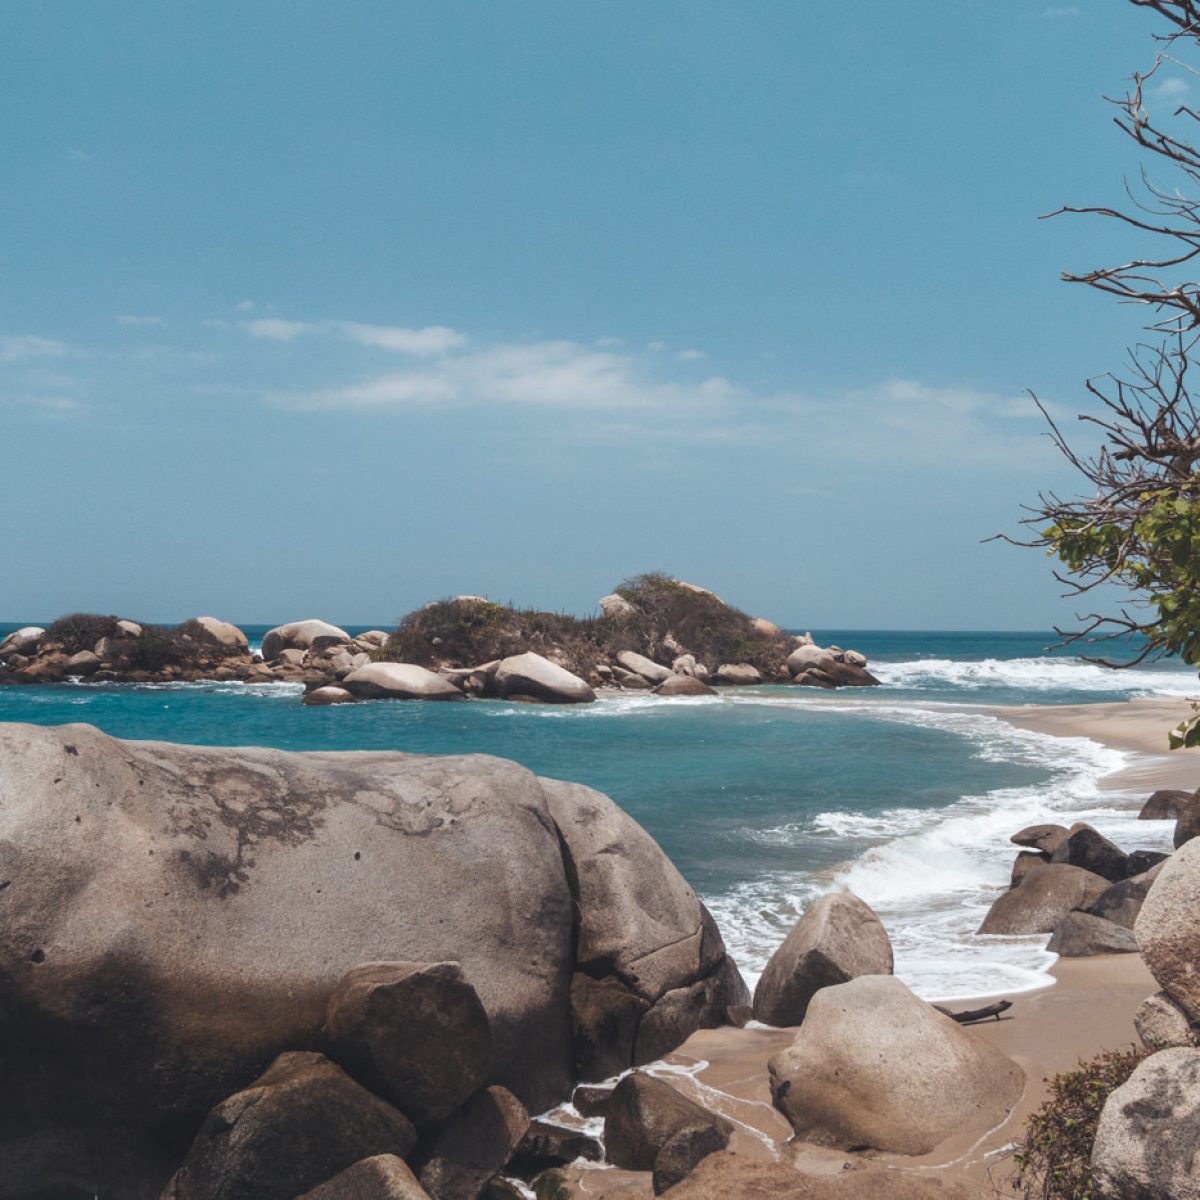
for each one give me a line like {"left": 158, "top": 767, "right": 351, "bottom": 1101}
{"left": 1, "top": 627, "right": 1193, "bottom": 1001}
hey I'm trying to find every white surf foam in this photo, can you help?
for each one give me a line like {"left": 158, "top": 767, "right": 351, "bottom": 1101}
{"left": 704, "top": 707, "right": 1173, "bottom": 1003}
{"left": 874, "top": 654, "right": 1198, "bottom": 697}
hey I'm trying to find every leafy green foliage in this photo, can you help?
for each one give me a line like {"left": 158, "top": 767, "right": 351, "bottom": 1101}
{"left": 1011, "top": 1045, "right": 1151, "bottom": 1198}
{"left": 1041, "top": 484, "right": 1200, "bottom": 747}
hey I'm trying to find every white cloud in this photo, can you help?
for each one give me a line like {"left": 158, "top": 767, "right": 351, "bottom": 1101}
{"left": 1038, "top": 6, "right": 1080, "bottom": 18}
{"left": 271, "top": 338, "right": 714, "bottom": 412}
{"left": 242, "top": 318, "right": 466, "bottom": 356}
{"left": 236, "top": 300, "right": 256, "bottom": 312}
{"left": 0, "top": 335, "right": 69, "bottom": 363}
{"left": 115, "top": 314, "right": 163, "bottom": 327}
{"left": 1151, "top": 77, "right": 1191, "bottom": 105}
{"left": 244, "top": 318, "right": 314, "bottom": 341}
{"left": 677, "top": 348, "right": 706, "bottom": 361}
{"left": 66, "top": 147, "right": 95, "bottom": 162}
{"left": 336, "top": 322, "right": 466, "bottom": 355}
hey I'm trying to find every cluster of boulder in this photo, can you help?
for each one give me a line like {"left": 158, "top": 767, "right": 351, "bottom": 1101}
{"left": 967, "top": 784, "right": 1200, "bottom": 1198}
{"left": 976, "top": 820, "right": 1168, "bottom": 956}
{"left": 557, "top": 888, "right": 1021, "bottom": 1196}
{"left": 0, "top": 617, "right": 253, "bottom": 684}
{"left": 0, "top": 586, "right": 881, "bottom": 703}
{"left": 0, "top": 723, "right": 749, "bottom": 1198}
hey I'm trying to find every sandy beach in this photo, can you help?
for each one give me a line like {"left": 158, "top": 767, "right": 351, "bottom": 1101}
{"left": 567, "top": 695, "right": 1197, "bottom": 1196}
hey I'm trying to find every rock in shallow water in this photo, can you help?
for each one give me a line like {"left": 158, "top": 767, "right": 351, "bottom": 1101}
{"left": 977, "top": 863, "right": 1110, "bottom": 934}
{"left": 752, "top": 890, "right": 893, "bottom": 1027}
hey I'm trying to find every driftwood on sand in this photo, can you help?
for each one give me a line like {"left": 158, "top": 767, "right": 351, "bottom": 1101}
{"left": 934, "top": 1000, "right": 1013, "bottom": 1024}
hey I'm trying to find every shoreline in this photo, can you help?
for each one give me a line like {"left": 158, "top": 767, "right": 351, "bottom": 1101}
{"left": 996, "top": 695, "right": 1200, "bottom": 791}
{"left": 564, "top": 695, "right": 1192, "bottom": 1195}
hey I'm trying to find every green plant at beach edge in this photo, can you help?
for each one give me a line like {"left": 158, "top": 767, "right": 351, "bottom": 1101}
{"left": 1008, "top": 1045, "right": 1151, "bottom": 1199}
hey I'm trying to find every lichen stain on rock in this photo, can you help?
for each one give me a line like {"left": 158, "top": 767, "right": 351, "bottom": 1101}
{"left": 167, "top": 765, "right": 328, "bottom": 899}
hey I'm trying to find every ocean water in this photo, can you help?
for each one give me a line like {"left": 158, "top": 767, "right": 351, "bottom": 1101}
{"left": 0, "top": 627, "right": 1194, "bottom": 1002}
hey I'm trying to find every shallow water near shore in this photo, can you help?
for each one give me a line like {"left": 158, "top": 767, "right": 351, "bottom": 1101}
{"left": 0, "top": 627, "right": 1191, "bottom": 1001}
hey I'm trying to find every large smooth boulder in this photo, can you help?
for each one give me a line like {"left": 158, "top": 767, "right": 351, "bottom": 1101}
{"left": 752, "top": 891, "right": 893, "bottom": 1027}
{"left": 0, "top": 723, "right": 744, "bottom": 1197}
{"left": 1011, "top": 850, "right": 1050, "bottom": 887}
{"left": 189, "top": 617, "right": 249, "bottom": 650}
{"left": 768, "top": 976, "right": 1024, "bottom": 1156}
{"left": 1092, "top": 1047, "right": 1200, "bottom": 1199}
{"left": 1088, "top": 866, "right": 1163, "bottom": 929}
{"left": 786, "top": 645, "right": 835, "bottom": 675}
{"left": 616, "top": 651, "right": 672, "bottom": 685}
{"left": 1046, "top": 911, "right": 1139, "bottom": 957}
{"left": 261, "top": 619, "right": 350, "bottom": 661}
{"left": 1010, "top": 823, "right": 1069, "bottom": 853}
{"left": 1050, "top": 824, "right": 1129, "bottom": 882}
{"left": 544, "top": 779, "right": 744, "bottom": 1076}
{"left": 1141, "top": 789, "right": 1192, "bottom": 820}
{"left": 299, "top": 1156, "right": 430, "bottom": 1200}
{"left": 493, "top": 653, "right": 595, "bottom": 704}
{"left": 598, "top": 593, "right": 638, "bottom": 619}
{"left": 654, "top": 674, "right": 716, "bottom": 697}
{"left": 303, "top": 685, "right": 357, "bottom": 706}
{"left": 977, "top": 864, "right": 1111, "bottom": 934}
{"left": 342, "top": 662, "right": 466, "bottom": 701}
{"left": 1136, "top": 838, "right": 1200, "bottom": 1022}
{"left": 324, "top": 961, "right": 493, "bottom": 1126}
{"left": 604, "top": 1073, "right": 732, "bottom": 1174}
{"left": 1176, "top": 794, "right": 1200, "bottom": 848}
{"left": 418, "top": 1086, "right": 529, "bottom": 1200}
{"left": 0, "top": 626, "right": 44, "bottom": 657}
{"left": 64, "top": 650, "right": 100, "bottom": 676}
{"left": 1135, "top": 991, "right": 1196, "bottom": 1050}
{"left": 164, "top": 1052, "right": 417, "bottom": 1200}
{"left": 713, "top": 663, "right": 761, "bottom": 686}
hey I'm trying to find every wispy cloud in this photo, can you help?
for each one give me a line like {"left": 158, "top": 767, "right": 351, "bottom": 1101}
{"left": 677, "top": 348, "right": 706, "bottom": 361}
{"left": 1150, "top": 77, "right": 1191, "bottom": 106}
{"left": 269, "top": 338, "right": 731, "bottom": 413}
{"left": 243, "top": 318, "right": 466, "bottom": 356}
{"left": 1038, "top": 6, "right": 1080, "bottom": 18}
{"left": 258, "top": 325, "right": 1048, "bottom": 468}
{"left": 66, "top": 147, "right": 95, "bottom": 162}
{"left": 115, "top": 314, "right": 163, "bottom": 327}
{"left": 0, "top": 334, "right": 69, "bottom": 364}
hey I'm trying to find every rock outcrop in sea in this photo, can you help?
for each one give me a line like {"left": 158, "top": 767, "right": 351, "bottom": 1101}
{"left": 0, "top": 574, "right": 880, "bottom": 702}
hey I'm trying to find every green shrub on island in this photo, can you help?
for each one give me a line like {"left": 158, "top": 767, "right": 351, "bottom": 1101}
{"left": 45, "top": 613, "right": 122, "bottom": 655}
{"left": 380, "top": 600, "right": 606, "bottom": 677}
{"left": 613, "top": 572, "right": 789, "bottom": 672}
{"left": 377, "top": 572, "right": 796, "bottom": 678}
{"left": 1011, "top": 1044, "right": 1152, "bottom": 1199}
{"left": 43, "top": 614, "right": 239, "bottom": 671}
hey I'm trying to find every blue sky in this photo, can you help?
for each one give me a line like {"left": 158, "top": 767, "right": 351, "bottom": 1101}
{"left": 0, "top": 2, "right": 1180, "bottom": 628}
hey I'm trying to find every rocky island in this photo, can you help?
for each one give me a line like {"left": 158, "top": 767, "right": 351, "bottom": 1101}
{"left": 0, "top": 574, "right": 880, "bottom": 703}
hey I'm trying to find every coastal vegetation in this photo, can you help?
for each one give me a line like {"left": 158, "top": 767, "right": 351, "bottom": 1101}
{"left": 379, "top": 572, "right": 796, "bottom": 677}
{"left": 1012, "top": 1046, "right": 1151, "bottom": 1199}
{"left": 1010, "top": 0, "right": 1200, "bottom": 746}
